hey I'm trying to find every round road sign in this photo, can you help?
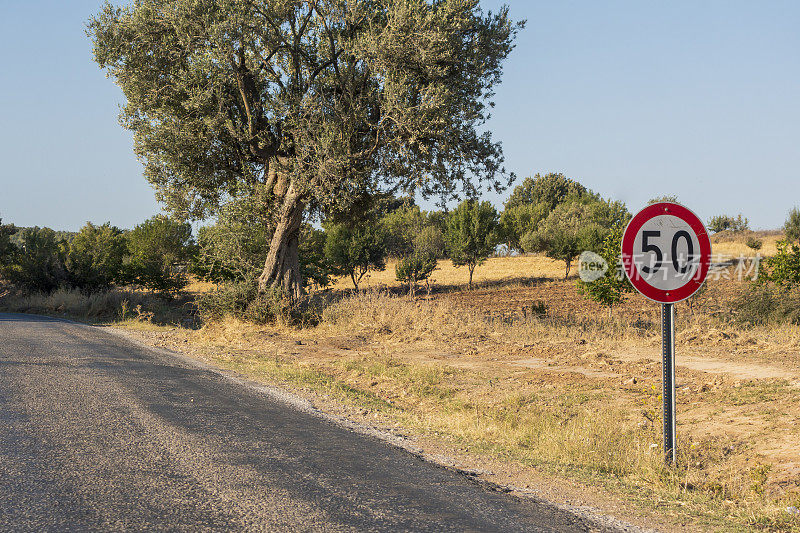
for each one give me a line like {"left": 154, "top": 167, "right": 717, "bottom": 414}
{"left": 621, "top": 202, "right": 711, "bottom": 303}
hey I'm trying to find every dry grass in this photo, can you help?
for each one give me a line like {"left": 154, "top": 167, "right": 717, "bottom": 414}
{"left": 0, "top": 287, "right": 191, "bottom": 325}
{"left": 710, "top": 230, "right": 783, "bottom": 258}
{"left": 144, "top": 281, "right": 800, "bottom": 531}
{"left": 331, "top": 254, "right": 570, "bottom": 291}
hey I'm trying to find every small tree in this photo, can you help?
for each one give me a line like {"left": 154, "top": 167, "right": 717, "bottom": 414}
{"left": 396, "top": 252, "right": 438, "bottom": 298}
{"left": 577, "top": 223, "right": 632, "bottom": 315}
{"left": 65, "top": 222, "right": 128, "bottom": 291}
{"left": 521, "top": 202, "right": 611, "bottom": 278}
{"left": 708, "top": 214, "right": 749, "bottom": 233}
{"left": 323, "top": 223, "right": 386, "bottom": 291}
{"left": 127, "top": 216, "right": 196, "bottom": 294}
{"left": 784, "top": 207, "right": 800, "bottom": 243}
{"left": 445, "top": 200, "right": 498, "bottom": 289}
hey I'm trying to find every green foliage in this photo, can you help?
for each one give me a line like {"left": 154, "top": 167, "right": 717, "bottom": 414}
{"left": 522, "top": 200, "right": 627, "bottom": 278}
{"left": 395, "top": 252, "right": 438, "bottom": 296}
{"left": 745, "top": 236, "right": 763, "bottom": 251}
{"left": 299, "top": 225, "right": 332, "bottom": 290}
{"left": 65, "top": 222, "right": 128, "bottom": 291}
{"left": 761, "top": 240, "right": 800, "bottom": 286}
{"left": 445, "top": 199, "right": 498, "bottom": 288}
{"left": 707, "top": 214, "right": 749, "bottom": 233}
{"left": 577, "top": 223, "right": 632, "bottom": 313}
{"left": 413, "top": 225, "right": 447, "bottom": 260}
{"left": 3, "top": 227, "right": 67, "bottom": 293}
{"left": 784, "top": 207, "right": 800, "bottom": 243}
{"left": 90, "top": 1, "right": 522, "bottom": 293}
{"left": 497, "top": 203, "right": 548, "bottom": 252}
{"left": 196, "top": 279, "right": 284, "bottom": 324}
{"left": 195, "top": 197, "right": 272, "bottom": 283}
{"left": 0, "top": 218, "right": 16, "bottom": 270}
{"left": 323, "top": 223, "right": 387, "bottom": 290}
{"left": 505, "top": 173, "right": 594, "bottom": 211}
{"left": 381, "top": 204, "right": 427, "bottom": 258}
{"left": 126, "top": 216, "right": 196, "bottom": 294}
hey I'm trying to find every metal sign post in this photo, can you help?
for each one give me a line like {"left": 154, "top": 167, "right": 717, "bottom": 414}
{"left": 661, "top": 303, "right": 676, "bottom": 464}
{"left": 621, "top": 202, "right": 711, "bottom": 465}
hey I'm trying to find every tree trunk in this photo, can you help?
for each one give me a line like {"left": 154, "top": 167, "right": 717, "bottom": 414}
{"left": 468, "top": 264, "right": 475, "bottom": 289}
{"left": 258, "top": 184, "right": 304, "bottom": 300}
{"left": 564, "top": 260, "right": 571, "bottom": 279}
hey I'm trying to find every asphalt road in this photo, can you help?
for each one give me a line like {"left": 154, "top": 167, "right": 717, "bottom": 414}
{"left": 0, "top": 313, "right": 618, "bottom": 532}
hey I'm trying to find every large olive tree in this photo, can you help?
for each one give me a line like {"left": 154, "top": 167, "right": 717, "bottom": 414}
{"left": 90, "top": 0, "right": 521, "bottom": 299}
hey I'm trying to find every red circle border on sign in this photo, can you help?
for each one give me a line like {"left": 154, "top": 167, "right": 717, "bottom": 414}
{"left": 621, "top": 202, "right": 711, "bottom": 304}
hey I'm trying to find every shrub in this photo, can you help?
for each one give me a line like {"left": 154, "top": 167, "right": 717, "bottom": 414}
{"left": 445, "top": 200, "right": 498, "bottom": 288}
{"left": 65, "top": 222, "right": 127, "bottom": 291}
{"left": 323, "top": 222, "right": 387, "bottom": 290}
{"left": 761, "top": 240, "right": 800, "bottom": 286}
{"left": 126, "top": 215, "right": 196, "bottom": 294}
{"left": 708, "top": 214, "right": 749, "bottom": 233}
{"left": 3, "top": 227, "right": 67, "bottom": 292}
{"left": 395, "top": 252, "right": 438, "bottom": 297}
{"left": 784, "top": 207, "right": 800, "bottom": 244}
{"left": 196, "top": 279, "right": 285, "bottom": 324}
{"left": 745, "top": 236, "right": 763, "bottom": 251}
{"left": 0, "top": 218, "right": 16, "bottom": 269}
{"left": 577, "top": 222, "right": 632, "bottom": 314}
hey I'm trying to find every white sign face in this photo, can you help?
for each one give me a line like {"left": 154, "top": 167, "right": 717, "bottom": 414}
{"left": 630, "top": 215, "right": 702, "bottom": 291}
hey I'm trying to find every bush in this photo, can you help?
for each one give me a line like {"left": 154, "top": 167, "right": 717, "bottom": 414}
{"left": 126, "top": 215, "right": 196, "bottom": 294}
{"left": 577, "top": 222, "right": 632, "bottom": 314}
{"left": 708, "top": 214, "right": 749, "bottom": 233}
{"left": 196, "top": 279, "right": 284, "bottom": 324}
{"left": 761, "top": 240, "right": 800, "bottom": 285}
{"left": 395, "top": 252, "right": 438, "bottom": 296}
{"left": 784, "top": 207, "right": 800, "bottom": 244}
{"left": 65, "top": 222, "right": 128, "bottom": 291}
{"left": 3, "top": 227, "right": 67, "bottom": 293}
{"left": 745, "top": 236, "right": 763, "bottom": 251}
{"left": 0, "top": 218, "right": 16, "bottom": 269}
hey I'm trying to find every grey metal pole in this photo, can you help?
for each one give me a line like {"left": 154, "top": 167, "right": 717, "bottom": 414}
{"left": 662, "top": 303, "right": 676, "bottom": 464}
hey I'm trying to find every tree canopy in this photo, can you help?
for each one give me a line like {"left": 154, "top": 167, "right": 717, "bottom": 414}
{"left": 90, "top": 0, "right": 522, "bottom": 298}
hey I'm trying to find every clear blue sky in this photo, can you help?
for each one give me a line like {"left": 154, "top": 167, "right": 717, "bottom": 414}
{"left": 1, "top": 1, "right": 798, "bottom": 231}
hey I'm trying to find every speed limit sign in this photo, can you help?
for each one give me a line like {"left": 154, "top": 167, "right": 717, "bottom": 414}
{"left": 622, "top": 202, "right": 711, "bottom": 464}
{"left": 621, "top": 202, "right": 711, "bottom": 303}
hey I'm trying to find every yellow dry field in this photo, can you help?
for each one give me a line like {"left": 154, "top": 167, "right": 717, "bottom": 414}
{"left": 115, "top": 232, "right": 800, "bottom": 531}
{"left": 332, "top": 254, "right": 570, "bottom": 291}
